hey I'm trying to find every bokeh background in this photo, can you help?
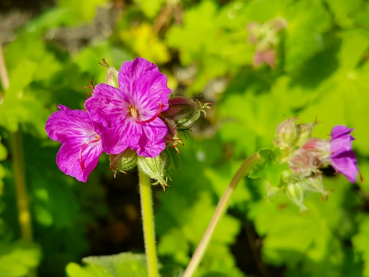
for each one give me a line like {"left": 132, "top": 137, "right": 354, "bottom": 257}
{"left": 1, "top": 0, "right": 369, "bottom": 276}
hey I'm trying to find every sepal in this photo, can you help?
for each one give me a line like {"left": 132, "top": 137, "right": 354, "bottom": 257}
{"left": 137, "top": 150, "right": 170, "bottom": 190}
{"left": 109, "top": 148, "right": 138, "bottom": 176}
{"left": 99, "top": 59, "right": 119, "bottom": 88}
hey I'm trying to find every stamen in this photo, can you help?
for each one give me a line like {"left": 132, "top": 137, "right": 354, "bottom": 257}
{"left": 170, "top": 129, "right": 185, "bottom": 154}
{"left": 196, "top": 99, "right": 212, "bottom": 119}
{"left": 85, "top": 80, "right": 95, "bottom": 98}
{"left": 79, "top": 136, "right": 101, "bottom": 172}
{"left": 136, "top": 103, "right": 166, "bottom": 124}
{"left": 129, "top": 106, "right": 138, "bottom": 119}
{"left": 98, "top": 58, "right": 110, "bottom": 69}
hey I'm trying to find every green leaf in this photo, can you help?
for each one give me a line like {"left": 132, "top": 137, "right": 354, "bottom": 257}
{"left": 325, "top": 0, "right": 363, "bottom": 28}
{"left": 66, "top": 263, "right": 96, "bottom": 277}
{"left": 158, "top": 228, "right": 189, "bottom": 265}
{"left": 133, "top": 0, "right": 163, "bottom": 19}
{"left": 249, "top": 148, "right": 288, "bottom": 186}
{"left": 352, "top": 216, "right": 369, "bottom": 276}
{"left": 86, "top": 253, "right": 147, "bottom": 277}
{"left": 67, "top": 253, "right": 148, "bottom": 277}
{"left": 299, "top": 30, "right": 369, "bottom": 155}
{"left": 58, "top": 0, "right": 108, "bottom": 24}
{"left": 283, "top": 0, "right": 331, "bottom": 72}
{"left": 249, "top": 178, "right": 360, "bottom": 275}
{"left": 6, "top": 61, "right": 37, "bottom": 98}
{"left": 74, "top": 41, "right": 132, "bottom": 84}
{"left": 0, "top": 241, "right": 41, "bottom": 277}
{"left": 204, "top": 164, "right": 250, "bottom": 206}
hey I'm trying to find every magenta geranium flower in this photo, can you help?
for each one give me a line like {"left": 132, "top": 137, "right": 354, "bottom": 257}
{"left": 45, "top": 105, "right": 103, "bottom": 182}
{"left": 330, "top": 125, "right": 359, "bottom": 182}
{"left": 85, "top": 57, "right": 171, "bottom": 157}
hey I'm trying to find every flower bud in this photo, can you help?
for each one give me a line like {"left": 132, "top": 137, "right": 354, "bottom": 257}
{"left": 109, "top": 148, "right": 137, "bottom": 176}
{"left": 99, "top": 59, "right": 119, "bottom": 88}
{"left": 161, "top": 98, "right": 212, "bottom": 130}
{"left": 285, "top": 182, "right": 307, "bottom": 211}
{"left": 289, "top": 148, "right": 321, "bottom": 177}
{"left": 253, "top": 50, "right": 276, "bottom": 68}
{"left": 273, "top": 117, "right": 298, "bottom": 149}
{"left": 161, "top": 97, "right": 199, "bottom": 122}
{"left": 300, "top": 138, "right": 330, "bottom": 164}
{"left": 105, "top": 67, "right": 119, "bottom": 88}
{"left": 294, "top": 119, "right": 318, "bottom": 147}
{"left": 137, "top": 150, "right": 169, "bottom": 190}
{"left": 302, "top": 175, "right": 330, "bottom": 198}
{"left": 266, "top": 181, "right": 283, "bottom": 198}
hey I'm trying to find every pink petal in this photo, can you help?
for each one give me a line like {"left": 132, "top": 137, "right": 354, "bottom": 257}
{"left": 56, "top": 138, "right": 103, "bottom": 182}
{"left": 331, "top": 125, "right": 354, "bottom": 140}
{"left": 331, "top": 135, "right": 354, "bottom": 154}
{"left": 100, "top": 119, "right": 142, "bottom": 154}
{"left": 118, "top": 58, "right": 171, "bottom": 111}
{"left": 85, "top": 83, "right": 130, "bottom": 128}
{"left": 46, "top": 105, "right": 95, "bottom": 143}
{"left": 136, "top": 117, "right": 167, "bottom": 157}
{"left": 331, "top": 151, "right": 358, "bottom": 183}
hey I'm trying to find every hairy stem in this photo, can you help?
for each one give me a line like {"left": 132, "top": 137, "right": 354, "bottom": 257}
{"left": 183, "top": 153, "right": 259, "bottom": 277}
{"left": 139, "top": 170, "right": 159, "bottom": 277}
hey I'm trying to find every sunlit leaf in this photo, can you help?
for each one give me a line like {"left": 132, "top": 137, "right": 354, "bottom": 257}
{"left": 67, "top": 252, "right": 148, "bottom": 277}
{"left": 58, "top": 0, "right": 108, "bottom": 24}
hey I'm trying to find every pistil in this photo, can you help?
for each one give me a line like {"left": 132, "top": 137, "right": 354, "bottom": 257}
{"left": 79, "top": 135, "right": 101, "bottom": 172}
{"left": 136, "top": 103, "right": 166, "bottom": 124}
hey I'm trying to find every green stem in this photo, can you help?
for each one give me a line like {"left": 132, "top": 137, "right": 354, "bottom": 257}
{"left": 183, "top": 153, "right": 259, "bottom": 277}
{"left": 139, "top": 170, "right": 158, "bottom": 277}
{"left": 10, "top": 132, "right": 33, "bottom": 242}
{"left": 1, "top": 39, "right": 36, "bottom": 277}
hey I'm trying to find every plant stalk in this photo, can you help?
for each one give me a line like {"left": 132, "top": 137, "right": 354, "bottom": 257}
{"left": 1, "top": 39, "right": 36, "bottom": 277}
{"left": 139, "top": 170, "right": 159, "bottom": 277}
{"left": 10, "top": 132, "right": 33, "bottom": 242}
{"left": 183, "top": 153, "right": 259, "bottom": 277}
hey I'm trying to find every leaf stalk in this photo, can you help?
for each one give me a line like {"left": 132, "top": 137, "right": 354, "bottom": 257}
{"left": 183, "top": 153, "right": 259, "bottom": 277}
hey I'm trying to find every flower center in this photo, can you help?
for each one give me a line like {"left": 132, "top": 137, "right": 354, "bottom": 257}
{"left": 129, "top": 106, "right": 139, "bottom": 120}
{"left": 79, "top": 134, "right": 101, "bottom": 172}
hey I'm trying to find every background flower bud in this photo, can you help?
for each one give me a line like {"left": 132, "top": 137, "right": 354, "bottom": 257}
{"left": 285, "top": 182, "right": 307, "bottom": 211}
{"left": 161, "top": 97, "right": 200, "bottom": 123}
{"left": 273, "top": 118, "right": 298, "bottom": 149}
{"left": 100, "top": 59, "right": 119, "bottom": 88}
{"left": 302, "top": 175, "right": 330, "bottom": 197}
{"left": 105, "top": 67, "right": 119, "bottom": 88}
{"left": 293, "top": 120, "right": 318, "bottom": 147}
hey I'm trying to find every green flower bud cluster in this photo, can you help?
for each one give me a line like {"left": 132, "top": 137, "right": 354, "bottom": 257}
{"left": 247, "top": 17, "right": 287, "bottom": 67}
{"left": 274, "top": 118, "right": 333, "bottom": 211}
{"left": 110, "top": 148, "right": 177, "bottom": 190}
{"left": 160, "top": 97, "right": 212, "bottom": 153}
{"left": 250, "top": 118, "right": 331, "bottom": 211}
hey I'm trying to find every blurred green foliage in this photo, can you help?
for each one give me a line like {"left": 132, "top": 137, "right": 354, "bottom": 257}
{"left": 1, "top": 0, "right": 369, "bottom": 276}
